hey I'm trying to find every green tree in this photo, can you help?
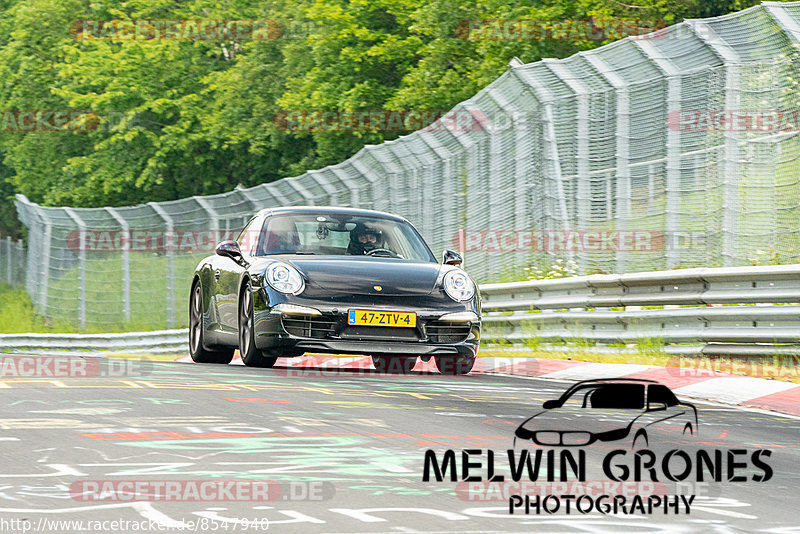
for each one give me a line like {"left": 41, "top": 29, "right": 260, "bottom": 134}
{"left": 0, "top": 0, "right": 764, "bottom": 239}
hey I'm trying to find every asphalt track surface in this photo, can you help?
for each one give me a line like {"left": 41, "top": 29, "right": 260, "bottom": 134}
{"left": 0, "top": 357, "right": 798, "bottom": 533}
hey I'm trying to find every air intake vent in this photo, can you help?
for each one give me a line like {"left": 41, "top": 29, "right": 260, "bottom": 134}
{"left": 426, "top": 321, "right": 471, "bottom": 343}
{"left": 281, "top": 315, "right": 337, "bottom": 339}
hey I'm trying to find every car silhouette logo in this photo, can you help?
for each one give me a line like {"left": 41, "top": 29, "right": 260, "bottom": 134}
{"left": 514, "top": 378, "right": 698, "bottom": 448}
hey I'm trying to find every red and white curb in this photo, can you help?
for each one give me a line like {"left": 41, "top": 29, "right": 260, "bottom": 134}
{"left": 174, "top": 354, "right": 800, "bottom": 418}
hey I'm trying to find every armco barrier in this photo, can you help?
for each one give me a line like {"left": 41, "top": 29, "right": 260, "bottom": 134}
{"left": 479, "top": 264, "right": 800, "bottom": 354}
{"left": 3, "top": 264, "right": 800, "bottom": 355}
{"left": 0, "top": 329, "right": 187, "bottom": 353}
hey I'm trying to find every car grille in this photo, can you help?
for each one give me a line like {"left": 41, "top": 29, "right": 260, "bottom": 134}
{"left": 425, "top": 321, "right": 472, "bottom": 343}
{"left": 281, "top": 315, "right": 337, "bottom": 339}
{"left": 280, "top": 314, "right": 473, "bottom": 343}
{"left": 340, "top": 326, "right": 420, "bottom": 341}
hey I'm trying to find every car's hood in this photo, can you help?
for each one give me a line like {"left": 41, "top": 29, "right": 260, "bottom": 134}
{"left": 286, "top": 257, "right": 442, "bottom": 296}
{"left": 518, "top": 406, "right": 642, "bottom": 435}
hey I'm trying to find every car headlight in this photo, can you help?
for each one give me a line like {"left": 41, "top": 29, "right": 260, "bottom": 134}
{"left": 443, "top": 269, "right": 475, "bottom": 302}
{"left": 265, "top": 262, "right": 305, "bottom": 295}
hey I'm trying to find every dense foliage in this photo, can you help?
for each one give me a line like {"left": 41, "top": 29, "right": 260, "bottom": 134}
{"left": 0, "top": 0, "right": 759, "bottom": 237}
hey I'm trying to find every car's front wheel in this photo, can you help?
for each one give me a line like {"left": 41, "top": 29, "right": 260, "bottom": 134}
{"left": 189, "top": 282, "right": 234, "bottom": 364}
{"left": 434, "top": 355, "right": 475, "bottom": 375}
{"left": 238, "top": 280, "right": 278, "bottom": 368}
{"left": 372, "top": 355, "right": 416, "bottom": 374}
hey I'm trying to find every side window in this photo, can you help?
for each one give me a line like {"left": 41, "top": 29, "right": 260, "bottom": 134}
{"left": 237, "top": 216, "right": 262, "bottom": 255}
{"left": 561, "top": 387, "right": 596, "bottom": 408}
{"left": 648, "top": 385, "right": 679, "bottom": 407}
{"left": 588, "top": 384, "right": 645, "bottom": 409}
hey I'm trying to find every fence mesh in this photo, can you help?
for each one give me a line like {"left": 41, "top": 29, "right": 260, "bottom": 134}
{"left": 0, "top": 236, "right": 25, "bottom": 288}
{"left": 4, "top": 1, "right": 800, "bottom": 329}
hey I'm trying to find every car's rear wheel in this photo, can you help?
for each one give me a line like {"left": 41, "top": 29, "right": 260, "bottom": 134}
{"left": 238, "top": 280, "right": 278, "bottom": 368}
{"left": 434, "top": 355, "right": 475, "bottom": 375}
{"left": 189, "top": 282, "right": 234, "bottom": 364}
{"left": 372, "top": 355, "right": 416, "bottom": 374}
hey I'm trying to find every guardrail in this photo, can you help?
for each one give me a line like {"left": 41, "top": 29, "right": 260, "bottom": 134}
{"left": 0, "top": 329, "right": 188, "bottom": 354}
{"left": 479, "top": 264, "right": 800, "bottom": 356}
{"left": 2, "top": 265, "right": 800, "bottom": 356}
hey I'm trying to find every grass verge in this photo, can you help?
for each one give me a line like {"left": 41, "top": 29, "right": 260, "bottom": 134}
{"left": 0, "top": 283, "right": 75, "bottom": 333}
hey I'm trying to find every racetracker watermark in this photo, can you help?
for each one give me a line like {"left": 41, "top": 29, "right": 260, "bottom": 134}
{"left": 0, "top": 356, "right": 152, "bottom": 378}
{"left": 455, "top": 230, "right": 664, "bottom": 253}
{"left": 65, "top": 229, "right": 239, "bottom": 253}
{"left": 456, "top": 480, "right": 667, "bottom": 501}
{"left": 1, "top": 517, "right": 269, "bottom": 533}
{"left": 456, "top": 19, "right": 667, "bottom": 41}
{"left": 0, "top": 110, "right": 98, "bottom": 132}
{"left": 69, "top": 480, "right": 333, "bottom": 502}
{"left": 666, "top": 355, "right": 800, "bottom": 380}
{"left": 64, "top": 229, "right": 714, "bottom": 254}
{"left": 273, "top": 110, "right": 486, "bottom": 133}
{"left": 70, "top": 19, "right": 282, "bottom": 41}
{"left": 667, "top": 110, "right": 800, "bottom": 132}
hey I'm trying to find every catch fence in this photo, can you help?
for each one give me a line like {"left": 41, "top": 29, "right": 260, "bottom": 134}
{"left": 6, "top": 1, "right": 800, "bottom": 328}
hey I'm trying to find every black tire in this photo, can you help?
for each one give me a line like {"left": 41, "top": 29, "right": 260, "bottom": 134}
{"left": 189, "top": 282, "right": 234, "bottom": 364}
{"left": 372, "top": 355, "right": 416, "bottom": 374}
{"left": 434, "top": 355, "right": 475, "bottom": 375}
{"left": 238, "top": 280, "right": 278, "bottom": 368}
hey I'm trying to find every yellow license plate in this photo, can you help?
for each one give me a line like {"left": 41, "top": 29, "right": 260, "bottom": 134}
{"left": 348, "top": 309, "right": 416, "bottom": 327}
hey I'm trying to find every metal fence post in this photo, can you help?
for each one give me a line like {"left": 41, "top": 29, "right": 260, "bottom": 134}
{"left": 511, "top": 67, "right": 572, "bottom": 267}
{"left": 235, "top": 186, "right": 263, "bottom": 217}
{"left": 32, "top": 205, "right": 52, "bottom": 314}
{"left": 633, "top": 39, "right": 683, "bottom": 269}
{"left": 545, "top": 59, "right": 590, "bottom": 271}
{"left": 687, "top": 21, "right": 741, "bottom": 267}
{"left": 148, "top": 202, "right": 175, "bottom": 328}
{"left": 64, "top": 208, "right": 87, "bottom": 329}
{"left": 194, "top": 196, "right": 221, "bottom": 246}
{"left": 5, "top": 236, "right": 10, "bottom": 285}
{"left": 584, "top": 52, "right": 631, "bottom": 274}
{"left": 17, "top": 239, "right": 23, "bottom": 287}
{"left": 105, "top": 207, "right": 130, "bottom": 321}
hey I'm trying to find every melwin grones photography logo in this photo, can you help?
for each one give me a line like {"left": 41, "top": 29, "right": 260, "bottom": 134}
{"left": 421, "top": 378, "right": 774, "bottom": 516}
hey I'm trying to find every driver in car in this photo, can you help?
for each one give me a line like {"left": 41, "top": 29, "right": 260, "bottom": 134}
{"left": 347, "top": 225, "right": 383, "bottom": 255}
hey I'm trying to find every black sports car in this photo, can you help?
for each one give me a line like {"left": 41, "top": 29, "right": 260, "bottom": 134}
{"left": 189, "top": 206, "right": 481, "bottom": 374}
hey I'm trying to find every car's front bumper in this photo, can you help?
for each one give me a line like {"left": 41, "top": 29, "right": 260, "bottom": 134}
{"left": 252, "top": 290, "right": 480, "bottom": 358}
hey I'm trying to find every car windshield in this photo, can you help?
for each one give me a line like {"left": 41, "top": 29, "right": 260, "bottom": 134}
{"left": 242, "top": 212, "right": 436, "bottom": 262}
{"left": 559, "top": 383, "right": 646, "bottom": 409}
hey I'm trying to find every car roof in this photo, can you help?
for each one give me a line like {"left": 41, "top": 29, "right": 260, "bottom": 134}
{"left": 571, "top": 378, "right": 658, "bottom": 386}
{"left": 559, "top": 378, "right": 660, "bottom": 395}
{"left": 255, "top": 206, "right": 409, "bottom": 223}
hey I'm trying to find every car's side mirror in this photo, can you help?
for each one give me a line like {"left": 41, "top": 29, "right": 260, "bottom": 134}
{"left": 542, "top": 400, "right": 559, "bottom": 409}
{"left": 442, "top": 249, "right": 463, "bottom": 266}
{"left": 648, "top": 402, "right": 667, "bottom": 412}
{"left": 215, "top": 240, "right": 243, "bottom": 262}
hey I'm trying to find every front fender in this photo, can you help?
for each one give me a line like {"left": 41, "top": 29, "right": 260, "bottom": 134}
{"left": 194, "top": 259, "right": 217, "bottom": 315}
